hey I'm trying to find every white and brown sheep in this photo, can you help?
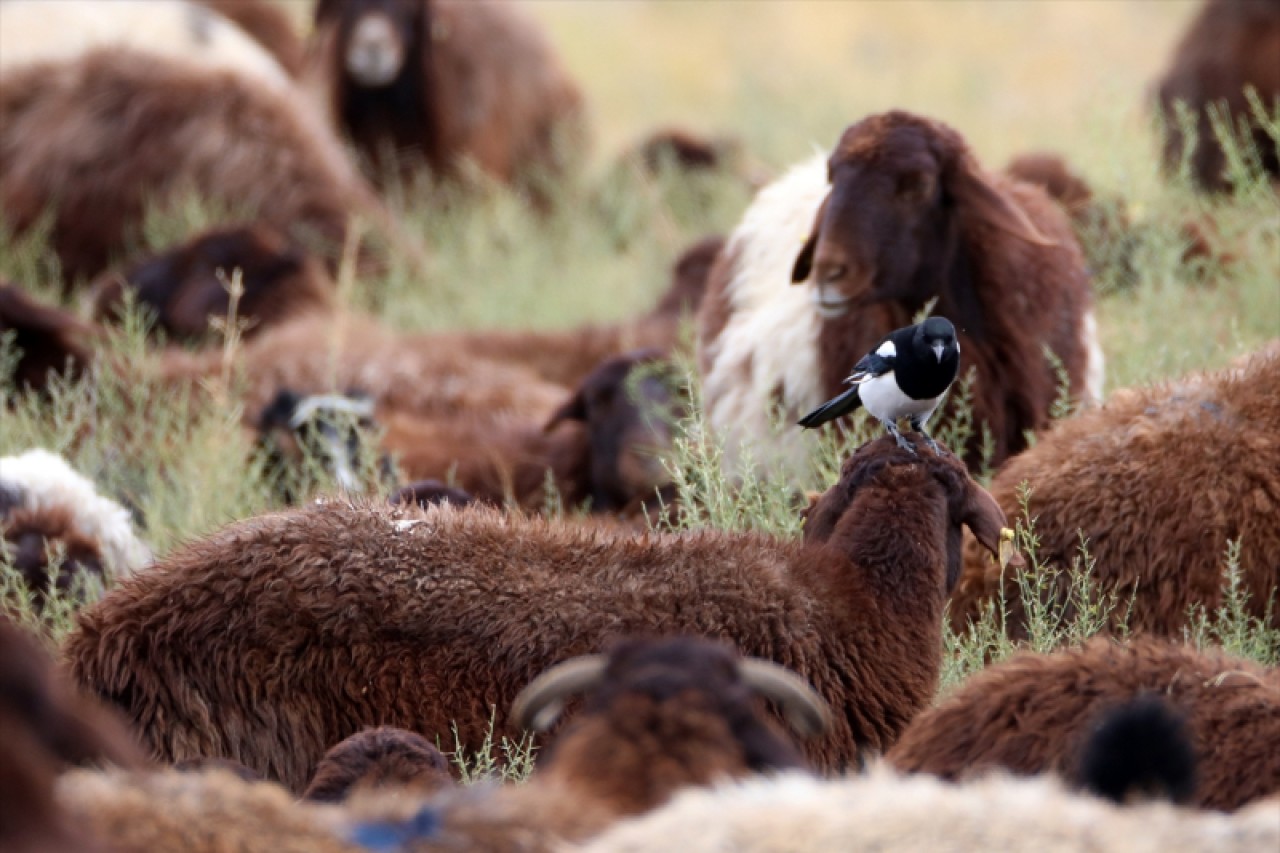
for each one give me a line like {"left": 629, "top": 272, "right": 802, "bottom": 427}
{"left": 575, "top": 767, "right": 1280, "bottom": 853}
{"left": 698, "top": 111, "right": 1102, "bottom": 476}
{"left": 1155, "top": 0, "right": 1280, "bottom": 192}
{"left": 65, "top": 434, "right": 1010, "bottom": 789}
{"left": 949, "top": 344, "right": 1280, "bottom": 637}
{"left": 0, "top": 32, "right": 423, "bottom": 285}
{"left": 1, "top": 449, "right": 151, "bottom": 608}
{"left": 887, "top": 638, "right": 1280, "bottom": 812}
{"left": 309, "top": 0, "right": 588, "bottom": 199}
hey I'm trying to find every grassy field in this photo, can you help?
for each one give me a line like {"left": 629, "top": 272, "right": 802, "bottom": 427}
{"left": 2, "top": 0, "right": 1279, "bottom": 775}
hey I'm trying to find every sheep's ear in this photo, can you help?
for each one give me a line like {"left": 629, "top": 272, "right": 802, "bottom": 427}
{"left": 544, "top": 390, "right": 588, "bottom": 433}
{"left": 949, "top": 159, "right": 1056, "bottom": 247}
{"left": 790, "top": 196, "right": 828, "bottom": 284}
{"left": 961, "top": 482, "right": 1010, "bottom": 561}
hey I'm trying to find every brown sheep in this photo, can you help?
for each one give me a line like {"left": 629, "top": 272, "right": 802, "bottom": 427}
{"left": 887, "top": 638, "right": 1280, "bottom": 811}
{"left": 65, "top": 433, "right": 1010, "bottom": 789}
{"left": 949, "top": 344, "right": 1280, "bottom": 638}
{"left": 699, "top": 111, "right": 1102, "bottom": 477}
{"left": 90, "top": 225, "right": 334, "bottom": 344}
{"left": 310, "top": 0, "right": 587, "bottom": 199}
{"left": 303, "top": 727, "right": 454, "bottom": 803}
{"left": 0, "top": 615, "right": 144, "bottom": 853}
{"left": 0, "top": 47, "right": 422, "bottom": 285}
{"left": 0, "top": 284, "right": 95, "bottom": 396}
{"left": 386, "top": 350, "right": 682, "bottom": 514}
{"left": 1155, "top": 0, "right": 1280, "bottom": 192}
{"left": 437, "top": 234, "right": 723, "bottom": 388}
{"left": 194, "top": 0, "right": 307, "bottom": 77}
{"left": 149, "top": 312, "right": 572, "bottom": 427}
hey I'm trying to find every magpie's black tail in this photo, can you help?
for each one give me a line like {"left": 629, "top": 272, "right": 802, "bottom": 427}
{"left": 797, "top": 386, "right": 862, "bottom": 429}
{"left": 1078, "top": 695, "right": 1196, "bottom": 805}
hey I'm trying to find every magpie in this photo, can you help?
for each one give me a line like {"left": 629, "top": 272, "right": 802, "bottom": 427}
{"left": 797, "top": 316, "right": 960, "bottom": 454}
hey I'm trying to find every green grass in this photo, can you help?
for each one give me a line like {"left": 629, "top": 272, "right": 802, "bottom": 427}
{"left": 1, "top": 0, "right": 1277, "bottom": 781}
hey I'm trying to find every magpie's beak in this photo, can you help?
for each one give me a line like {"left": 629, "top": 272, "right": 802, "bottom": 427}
{"left": 932, "top": 342, "right": 945, "bottom": 363}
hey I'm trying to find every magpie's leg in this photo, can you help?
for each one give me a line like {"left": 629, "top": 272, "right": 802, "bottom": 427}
{"left": 884, "top": 419, "right": 917, "bottom": 454}
{"left": 910, "top": 414, "right": 943, "bottom": 455}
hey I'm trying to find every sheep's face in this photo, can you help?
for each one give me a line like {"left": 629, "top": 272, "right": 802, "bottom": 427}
{"left": 802, "top": 434, "right": 1009, "bottom": 592}
{"left": 326, "top": 0, "right": 424, "bottom": 88}
{"left": 92, "top": 226, "right": 322, "bottom": 343}
{"left": 1, "top": 507, "right": 104, "bottom": 611}
{"left": 545, "top": 351, "right": 685, "bottom": 512}
{"left": 791, "top": 111, "right": 1052, "bottom": 319}
{"left": 257, "top": 389, "right": 389, "bottom": 501}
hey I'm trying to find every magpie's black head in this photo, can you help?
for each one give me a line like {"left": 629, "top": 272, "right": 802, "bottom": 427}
{"left": 915, "top": 316, "right": 958, "bottom": 364}
{"left": 256, "top": 388, "right": 389, "bottom": 500}
{"left": 789, "top": 112, "right": 1053, "bottom": 320}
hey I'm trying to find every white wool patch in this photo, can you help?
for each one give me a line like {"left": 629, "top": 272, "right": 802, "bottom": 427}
{"left": 1082, "top": 310, "right": 1106, "bottom": 404}
{"left": 700, "top": 153, "right": 831, "bottom": 479}
{"left": 0, "top": 0, "right": 290, "bottom": 89}
{"left": 0, "top": 449, "right": 152, "bottom": 577}
{"left": 579, "top": 766, "right": 1280, "bottom": 853}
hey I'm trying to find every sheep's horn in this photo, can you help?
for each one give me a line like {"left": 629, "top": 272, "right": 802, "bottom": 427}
{"left": 738, "top": 658, "right": 832, "bottom": 739}
{"left": 510, "top": 655, "right": 608, "bottom": 733}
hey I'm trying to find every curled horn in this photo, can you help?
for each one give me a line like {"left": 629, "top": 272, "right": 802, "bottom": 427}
{"left": 511, "top": 655, "right": 608, "bottom": 732}
{"left": 738, "top": 658, "right": 832, "bottom": 738}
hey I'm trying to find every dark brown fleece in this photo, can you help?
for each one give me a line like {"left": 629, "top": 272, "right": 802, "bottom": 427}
{"left": 0, "top": 284, "right": 95, "bottom": 395}
{"left": 0, "top": 48, "right": 413, "bottom": 284}
{"left": 312, "top": 0, "right": 586, "bottom": 196}
{"left": 1155, "top": 0, "right": 1280, "bottom": 192}
{"left": 2, "top": 506, "right": 105, "bottom": 612}
{"left": 888, "top": 638, "right": 1280, "bottom": 811}
{"left": 90, "top": 225, "right": 334, "bottom": 344}
{"left": 195, "top": 0, "right": 306, "bottom": 76}
{"left": 794, "top": 112, "right": 1094, "bottom": 470}
{"left": 950, "top": 346, "right": 1280, "bottom": 638}
{"left": 65, "top": 434, "right": 1007, "bottom": 791}
{"left": 0, "top": 616, "right": 144, "bottom": 853}
{"left": 303, "top": 726, "right": 453, "bottom": 803}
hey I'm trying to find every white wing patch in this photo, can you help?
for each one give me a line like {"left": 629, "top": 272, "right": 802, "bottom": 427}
{"left": 876, "top": 340, "right": 896, "bottom": 358}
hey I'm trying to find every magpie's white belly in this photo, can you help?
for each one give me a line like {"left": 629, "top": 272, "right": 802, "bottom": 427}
{"left": 858, "top": 372, "right": 939, "bottom": 422}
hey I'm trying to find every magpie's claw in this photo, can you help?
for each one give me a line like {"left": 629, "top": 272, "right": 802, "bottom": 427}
{"left": 886, "top": 424, "right": 917, "bottom": 454}
{"left": 921, "top": 433, "right": 943, "bottom": 455}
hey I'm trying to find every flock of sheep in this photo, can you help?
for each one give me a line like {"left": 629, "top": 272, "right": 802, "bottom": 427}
{"left": 1, "top": 0, "right": 1278, "bottom": 851}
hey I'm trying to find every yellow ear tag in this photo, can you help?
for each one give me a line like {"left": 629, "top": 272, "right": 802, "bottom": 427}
{"left": 997, "top": 527, "right": 1016, "bottom": 569}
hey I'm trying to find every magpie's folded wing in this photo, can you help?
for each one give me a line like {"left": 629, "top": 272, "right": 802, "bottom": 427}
{"left": 845, "top": 352, "right": 894, "bottom": 384}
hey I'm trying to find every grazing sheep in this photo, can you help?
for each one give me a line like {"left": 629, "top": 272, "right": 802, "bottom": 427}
{"left": 699, "top": 111, "right": 1102, "bottom": 476}
{"left": 386, "top": 350, "right": 682, "bottom": 513}
{"left": 90, "top": 225, "right": 335, "bottom": 344}
{"left": 0, "top": 0, "right": 291, "bottom": 88}
{"left": 1155, "top": 0, "right": 1280, "bottom": 192}
{"left": 1, "top": 450, "right": 151, "bottom": 607}
{"left": 0, "top": 284, "right": 95, "bottom": 396}
{"left": 0, "top": 46, "right": 420, "bottom": 285}
{"left": 949, "top": 345, "right": 1280, "bottom": 637}
{"left": 0, "top": 615, "right": 144, "bottom": 853}
{"left": 437, "top": 234, "right": 722, "bottom": 388}
{"left": 303, "top": 727, "right": 454, "bottom": 803}
{"left": 573, "top": 767, "right": 1280, "bottom": 853}
{"left": 337, "top": 636, "right": 825, "bottom": 851}
{"left": 66, "top": 433, "right": 1010, "bottom": 788}
{"left": 887, "top": 638, "right": 1280, "bottom": 811}
{"left": 150, "top": 313, "right": 572, "bottom": 427}
{"left": 310, "top": 0, "right": 587, "bottom": 197}
{"left": 194, "top": 0, "right": 306, "bottom": 77}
